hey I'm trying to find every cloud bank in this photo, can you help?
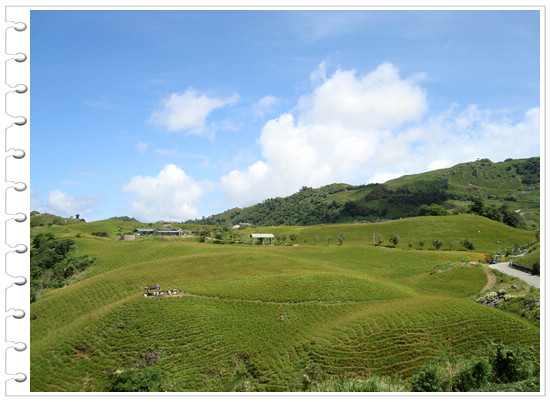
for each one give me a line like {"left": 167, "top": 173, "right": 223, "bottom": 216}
{"left": 220, "top": 62, "right": 539, "bottom": 208}
{"left": 124, "top": 62, "right": 539, "bottom": 221}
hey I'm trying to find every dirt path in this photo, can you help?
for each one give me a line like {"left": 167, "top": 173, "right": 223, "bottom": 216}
{"left": 482, "top": 266, "right": 497, "bottom": 293}
{"left": 489, "top": 262, "right": 540, "bottom": 289}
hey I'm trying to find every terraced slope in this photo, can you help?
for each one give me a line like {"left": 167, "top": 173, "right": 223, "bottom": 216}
{"left": 30, "top": 231, "right": 539, "bottom": 392}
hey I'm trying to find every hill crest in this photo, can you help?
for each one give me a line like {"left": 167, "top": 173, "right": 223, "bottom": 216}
{"left": 186, "top": 157, "right": 540, "bottom": 228}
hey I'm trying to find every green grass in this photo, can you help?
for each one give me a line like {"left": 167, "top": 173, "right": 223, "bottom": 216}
{"left": 241, "top": 214, "right": 535, "bottom": 254}
{"left": 30, "top": 216, "right": 539, "bottom": 392}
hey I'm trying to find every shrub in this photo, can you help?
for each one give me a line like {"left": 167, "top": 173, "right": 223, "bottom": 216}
{"left": 410, "top": 362, "right": 445, "bottom": 392}
{"left": 488, "top": 343, "right": 538, "bottom": 383}
{"left": 460, "top": 238, "right": 475, "bottom": 250}
{"left": 110, "top": 366, "right": 164, "bottom": 392}
{"left": 454, "top": 357, "right": 491, "bottom": 391}
{"left": 389, "top": 234, "right": 400, "bottom": 246}
{"left": 432, "top": 239, "right": 443, "bottom": 250}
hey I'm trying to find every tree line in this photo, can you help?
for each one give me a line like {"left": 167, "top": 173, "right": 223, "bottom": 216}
{"left": 30, "top": 233, "right": 95, "bottom": 303}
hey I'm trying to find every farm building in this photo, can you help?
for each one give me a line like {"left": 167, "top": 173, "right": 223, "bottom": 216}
{"left": 133, "top": 228, "right": 194, "bottom": 236}
{"left": 250, "top": 233, "right": 275, "bottom": 245}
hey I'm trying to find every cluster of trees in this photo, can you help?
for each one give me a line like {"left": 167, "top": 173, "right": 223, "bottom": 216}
{"left": 30, "top": 233, "right": 94, "bottom": 302}
{"left": 373, "top": 233, "right": 474, "bottom": 251}
{"left": 233, "top": 185, "right": 349, "bottom": 226}
{"left": 467, "top": 197, "right": 526, "bottom": 229}
{"left": 186, "top": 157, "right": 539, "bottom": 227}
{"left": 514, "top": 157, "right": 540, "bottom": 186}
{"left": 417, "top": 197, "right": 526, "bottom": 229}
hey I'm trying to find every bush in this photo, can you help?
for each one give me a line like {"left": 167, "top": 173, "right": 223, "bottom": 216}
{"left": 489, "top": 343, "right": 538, "bottom": 383}
{"left": 389, "top": 234, "right": 400, "bottom": 246}
{"left": 460, "top": 238, "right": 475, "bottom": 250}
{"left": 410, "top": 346, "right": 538, "bottom": 393}
{"left": 410, "top": 362, "right": 445, "bottom": 392}
{"left": 454, "top": 357, "right": 491, "bottom": 391}
{"left": 110, "top": 366, "right": 164, "bottom": 392}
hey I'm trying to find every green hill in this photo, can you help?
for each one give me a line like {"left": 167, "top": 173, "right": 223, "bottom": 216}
{"left": 30, "top": 215, "right": 539, "bottom": 392}
{"left": 188, "top": 157, "right": 539, "bottom": 228}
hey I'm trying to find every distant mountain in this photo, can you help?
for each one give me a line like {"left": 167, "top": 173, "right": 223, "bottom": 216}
{"left": 186, "top": 157, "right": 540, "bottom": 229}
{"left": 109, "top": 216, "right": 140, "bottom": 222}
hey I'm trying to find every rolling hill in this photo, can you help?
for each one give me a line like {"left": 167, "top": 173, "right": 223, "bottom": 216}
{"left": 29, "top": 214, "right": 540, "bottom": 392}
{"left": 187, "top": 157, "right": 539, "bottom": 228}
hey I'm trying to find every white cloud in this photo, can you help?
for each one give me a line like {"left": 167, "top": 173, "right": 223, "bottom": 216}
{"left": 149, "top": 88, "right": 239, "bottom": 134}
{"left": 122, "top": 164, "right": 204, "bottom": 222}
{"left": 32, "top": 189, "right": 99, "bottom": 218}
{"left": 252, "top": 95, "right": 280, "bottom": 119}
{"left": 221, "top": 62, "right": 428, "bottom": 206}
{"left": 220, "top": 62, "right": 539, "bottom": 208}
{"left": 298, "top": 62, "right": 427, "bottom": 130}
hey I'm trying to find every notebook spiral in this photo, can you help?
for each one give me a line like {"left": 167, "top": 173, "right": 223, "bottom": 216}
{"left": 3, "top": 7, "right": 30, "bottom": 396}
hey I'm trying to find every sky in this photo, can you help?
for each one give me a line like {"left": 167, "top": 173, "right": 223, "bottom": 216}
{"left": 29, "top": 9, "right": 541, "bottom": 222}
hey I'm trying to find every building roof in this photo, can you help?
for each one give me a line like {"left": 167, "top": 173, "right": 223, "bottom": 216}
{"left": 250, "top": 233, "right": 275, "bottom": 238}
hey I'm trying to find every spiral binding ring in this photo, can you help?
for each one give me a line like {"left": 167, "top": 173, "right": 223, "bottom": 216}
{"left": 4, "top": 16, "right": 29, "bottom": 391}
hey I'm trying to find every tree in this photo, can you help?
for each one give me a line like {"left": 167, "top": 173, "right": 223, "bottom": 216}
{"left": 289, "top": 234, "right": 298, "bottom": 244}
{"left": 460, "top": 238, "right": 475, "bottom": 250}
{"left": 338, "top": 233, "right": 345, "bottom": 246}
{"left": 418, "top": 239, "right": 425, "bottom": 249}
{"left": 389, "top": 234, "right": 400, "bottom": 247}
{"left": 276, "top": 234, "right": 287, "bottom": 245}
{"left": 432, "top": 239, "right": 443, "bottom": 250}
{"left": 417, "top": 203, "right": 448, "bottom": 216}
{"left": 468, "top": 197, "right": 486, "bottom": 216}
{"left": 374, "top": 233, "right": 383, "bottom": 246}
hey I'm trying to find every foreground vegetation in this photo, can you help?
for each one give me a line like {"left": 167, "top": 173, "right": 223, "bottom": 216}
{"left": 30, "top": 214, "right": 539, "bottom": 392}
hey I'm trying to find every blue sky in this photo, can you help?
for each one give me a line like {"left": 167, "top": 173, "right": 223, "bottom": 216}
{"left": 30, "top": 9, "right": 540, "bottom": 222}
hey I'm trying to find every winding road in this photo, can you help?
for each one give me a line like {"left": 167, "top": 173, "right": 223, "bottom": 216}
{"left": 489, "top": 262, "right": 540, "bottom": 289}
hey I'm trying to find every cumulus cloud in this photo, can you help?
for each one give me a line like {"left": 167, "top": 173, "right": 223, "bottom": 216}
{"left": 221, "top": 62, "right": 428, "bottom": 206}
{"left": 122, "top": 164, "right": 204, "bottom": 222}
{"left": 149, "top": 88, "right": 239, "bottom": 134}
{"left": 221, "top": 62, "right": 539, "bottom": 207}
{"left": 298, "top": 63, "right": 427, "bottom": 130}
{"left": 32, "top": 189, "right": 99, "bottom": 218}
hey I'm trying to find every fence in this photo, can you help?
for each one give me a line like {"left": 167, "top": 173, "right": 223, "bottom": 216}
{"left": 509, "top": 262, "right": 535, "bottom": 275}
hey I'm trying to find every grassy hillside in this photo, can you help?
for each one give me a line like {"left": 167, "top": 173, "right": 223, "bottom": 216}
{"left": 30, "top": 216, "right": 539, "bottom": 392}
{"left": 188, "top": 157, "right": 539, "bottom": 228}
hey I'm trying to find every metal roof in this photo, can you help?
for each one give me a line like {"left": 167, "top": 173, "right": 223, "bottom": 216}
{"left": 250, "top": 233, "right": 274, "bottom": 238}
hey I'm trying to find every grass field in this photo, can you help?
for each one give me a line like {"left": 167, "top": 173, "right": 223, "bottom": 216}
{"left": 30, "top": 215, "right": 539, "bottom": 392}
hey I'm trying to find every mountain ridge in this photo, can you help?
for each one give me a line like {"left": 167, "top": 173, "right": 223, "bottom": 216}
{"left": 187, "top": 157, "right": 540, "bottom": 228}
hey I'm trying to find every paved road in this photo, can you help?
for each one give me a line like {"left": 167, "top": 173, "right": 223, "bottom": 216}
{"left": 489, "top": 262, "right": 540, "bottom": 289}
